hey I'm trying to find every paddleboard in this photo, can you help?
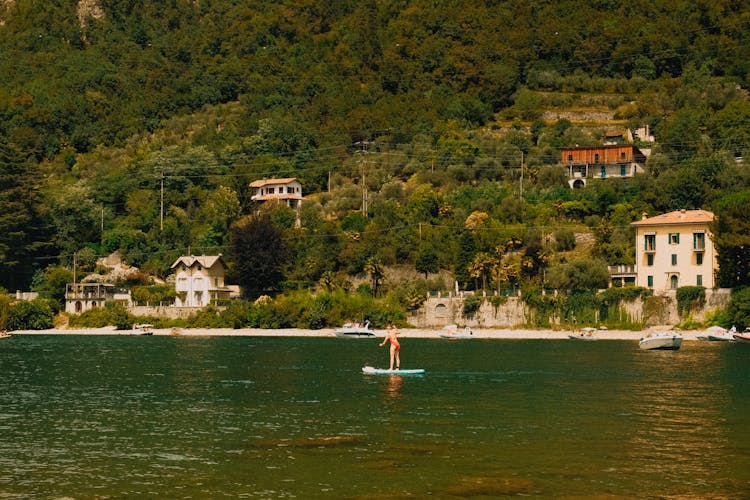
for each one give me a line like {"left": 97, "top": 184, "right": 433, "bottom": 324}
{"left": 362, "top": 366, "right": 425, "bottom": 375}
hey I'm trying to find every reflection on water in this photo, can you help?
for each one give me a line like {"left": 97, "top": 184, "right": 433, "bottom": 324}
{"left": 0, "top": 336, "right": 749, "bottom": 497}
{"left": 383, "top": 374, "right": 403, "bottom": 400}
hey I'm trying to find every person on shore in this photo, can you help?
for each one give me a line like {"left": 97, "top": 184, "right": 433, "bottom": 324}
{"left": 380, "top": 324, "right": 401, "bottom": 370}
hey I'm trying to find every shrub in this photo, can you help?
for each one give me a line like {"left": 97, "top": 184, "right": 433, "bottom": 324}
{"left": 7, "top": 299, "right": 55, "bottom": 330}
{"left": 726, "top": 287, "right": 750, "bottom": 329}
{"left": 676, "top": 286, "right": 706, "bottom": 318}
{"left": 462, "top": 294, "right": 482, "bottom": 317}
{"left": 68, "top": 302, "right": 133, "bottom": 329}
{"left": 0, "top": 294, "right": 12, "bottom": 330}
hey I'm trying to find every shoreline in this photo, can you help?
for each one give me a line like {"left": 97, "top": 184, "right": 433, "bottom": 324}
{"left": 8, "top": 325, "right": 706, "bottom": 341}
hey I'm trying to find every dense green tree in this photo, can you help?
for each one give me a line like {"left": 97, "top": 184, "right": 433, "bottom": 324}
{"left": 712, "top": 190, "right": 750, "bottom": 288}
{"left": 230, "top": 213, "right": 288, "bottom": 299}
{"left": 726, "top": 287, "right": 750, "bottom": 330}
{"left": 415, "top": 247, "right": 440, "bottom": 278}
{"left": 0, "top": 140, "right": 52, "bottom": 290}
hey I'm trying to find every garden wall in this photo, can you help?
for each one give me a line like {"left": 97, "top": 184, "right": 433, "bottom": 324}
{"left": 409, "top": 289, "right": 733, "bottom": 328}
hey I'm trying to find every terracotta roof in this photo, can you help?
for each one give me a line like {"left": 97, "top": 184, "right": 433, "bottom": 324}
{"left": 249, "top": 178, "right": 300, "bottom": 188}
{"left": 631, "top": 209, "right": 715, "bottom": 226}
{"left": 170, "top": 255, "right": 225, "bottom": 269}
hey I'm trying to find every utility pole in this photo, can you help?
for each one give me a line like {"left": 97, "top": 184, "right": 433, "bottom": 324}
{"left": 160, "top": 169, "right": 164, "bottom": 231}
{"left": 519, "top": 151, "right": 524, "bottom": 200}
{"left": 72, "top": 251, "right": 77, "bottom": 299}
{"left": 355, "top": 140, "right": 371, "bottom": 217}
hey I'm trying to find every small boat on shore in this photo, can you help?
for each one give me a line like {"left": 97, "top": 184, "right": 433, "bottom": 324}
{"left": 733, "top": 328, "right": 750, "bottom": 343}
{"left": 568, "top": 327, "right": 598, "bottom": 340}
{"left": 639, "top": 331, "right": 683, "bottom": 350}
{"left": 439, "top": 324, "right": 473, "bottom": 340}
{"left": 703, "top": 325, "right": 735, "bottom": 342}
{"left": 132, "top": 324, "right": 154, "bottom": 336}
{"left": 0, "top": 330, "right": 11, "bottom": 339}
{"left": 335, "top": 321, "right": 376, "bottom": 338}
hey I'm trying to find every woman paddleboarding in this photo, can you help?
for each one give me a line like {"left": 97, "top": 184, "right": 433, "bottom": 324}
{"left": 379, "top": 324, "right": 401, "bottom": 370}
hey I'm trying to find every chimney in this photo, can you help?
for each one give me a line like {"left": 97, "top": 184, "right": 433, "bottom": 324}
{"left": 641, "top": 212, "right": 648, "bottom": 220}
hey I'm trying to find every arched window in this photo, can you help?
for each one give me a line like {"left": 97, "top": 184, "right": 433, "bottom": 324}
{"left": 670, "top": 275, "right": 679, "bottom": 289}
{"left": 434, "top": 303, "right": 447, "bottom": 318}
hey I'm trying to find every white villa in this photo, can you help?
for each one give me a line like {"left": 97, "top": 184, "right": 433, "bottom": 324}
{"left": 249, "top": 177, "right": 303, "bottom": 209}
{"left": 630, "top": 209, "right": 717, "bottom": 290}
{"left": 171, "top": 255, "right": 232, "bottom": 307}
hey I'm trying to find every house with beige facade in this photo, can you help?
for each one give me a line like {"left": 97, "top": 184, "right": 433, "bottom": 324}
{"left": 170, "top": 255, "right": 232, "bottom": 307}
{"left": 249, "top": 178, "right": 303, "bottom": 209}
{"left": 630, "top": 209, "right": 717, "bottom": 290}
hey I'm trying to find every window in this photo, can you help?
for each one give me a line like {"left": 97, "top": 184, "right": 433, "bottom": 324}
{"left": 644, "top": 234, "right": 656, "bottom": 252}
{"left": 671, "top": 254, "right": 677, "bottom": 265}
{"left": 696, "top": 253, "right": 703, "bottom": 265}
{"left": 647, "top": 254, "right": 654, "bottom": 266}
{"left": 669, "top": 233, "right": 680, "bottom": 244}
{"left": 567, "top": 154, "right": 573, "bottom": 162}
{"left": 670, "top": 275, "right": 679, "bottom": 289}
{"left": 620, "top": 152, "right": 626, "bottom": 160}
{"left": 647, "top": 275, "right": 653, "bottom": 287}
{"left": 594, "top": 153, "right": 600, "bottom": 163}
{"left": 693, "top": 232, "right": 705, "bottom": 250}
{"left": 697, "top": 275, "right": 703, "bottom": 286}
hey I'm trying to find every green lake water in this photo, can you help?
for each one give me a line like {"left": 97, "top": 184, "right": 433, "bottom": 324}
{"left": 1, "top": 335, "right": 749, "bottom": 498}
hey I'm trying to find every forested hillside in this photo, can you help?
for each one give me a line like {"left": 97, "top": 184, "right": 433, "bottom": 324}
{"left": 1, "top": 0, "right": 750, "bottom": 321}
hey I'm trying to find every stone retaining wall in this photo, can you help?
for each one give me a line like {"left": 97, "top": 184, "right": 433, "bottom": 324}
{"left": 409, "top": 289, "right": 733, "bottom": 328}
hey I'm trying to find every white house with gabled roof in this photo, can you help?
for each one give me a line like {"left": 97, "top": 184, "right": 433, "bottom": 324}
{"left": 249, "top": 178, "right": 303, "bottom": 209}
{"left": 170, "top": 255, "right": 231, "bottom": 307}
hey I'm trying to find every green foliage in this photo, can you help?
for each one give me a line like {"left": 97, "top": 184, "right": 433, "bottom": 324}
{"left": 726, "top": 287, "right": 750, "bottom": 330}
{"left": 30, "top": 266, "right": 73, "bottom": 307}
{"left": 712, "top": 190, "right": 750, "bottom": 288}
{"left": 68, "top": 302, "right": 133, "bottom": 330}
{"left": 599, "top": 286, "right": 651, "bottom": 304}
{"left": 462, "top": 294, "right": 482, "bottom": 318}
{"left": 0, "top": 294, "right": 11, "bottom": 330}
{"left": 230, "top": 213, "right": 288, "bottom": 299}
{"left": 554, "top": 228, "right": 576, "bottom": 252}
{"left": 676, "top": 286, "right": 706, "bottom": 318}
{"left": 545, "top": 258, "right": 610, "bottom": 291}
{"left": 7, "top": 299, "right": 55, "bottom": 330}
{"left": 131, "top": 285, "right": 176, "bottom": 304}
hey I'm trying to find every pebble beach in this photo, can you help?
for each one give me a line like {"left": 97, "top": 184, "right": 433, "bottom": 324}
{"left": 9, "top": 325, "right": 705, "bottom": 341}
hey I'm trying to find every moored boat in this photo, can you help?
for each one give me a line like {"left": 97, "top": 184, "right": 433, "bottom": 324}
{"left": 704, "top": 325, "right": 735, "bottom": 341}
{"left": 335, "top": 321, "right": 376, "bottom": 338}
{"left": 568, "top": 327, "right": 598, "bottom": 340}
{"left": 733, "top": 328, "right": 750, "bottom": 343}
{"left": 639, "top": 331, "right": 683, "bottom": 350}
{"left": 0, "top": 330, "right": 10, "bottom": 339}
{"left": 439, "top": 324, "right": 473, "bottom": 339}
{"left": 132, "top": 323, "right": 154, "bottom": 336}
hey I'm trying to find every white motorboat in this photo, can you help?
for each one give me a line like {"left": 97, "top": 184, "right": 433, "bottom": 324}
{"left": 639, "top": 331, "right": 683, "bottom": 350}
{"left": 335, "top": 321, "right": 376, "bottom": 338}
{"left": 568, "top": 327, "right": 598, "bottom": 340}
{"left": 132, "top": 323, "right": 154, "bottom": 336}
{"left": 704, "top": 325, "right": 735, "bottom": 341}
{"left": 0, "top": 331, "right": 11, "bottom": 339}
{"left": 439, "top": 324, "right": 473, "bottom": 339}
{"left": 733, "top": 328, "right": 750, "bottom": 343}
